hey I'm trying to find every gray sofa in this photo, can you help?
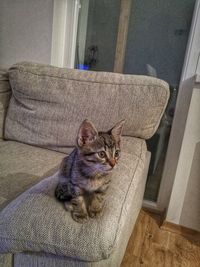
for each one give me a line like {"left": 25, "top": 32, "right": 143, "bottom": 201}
{"left": 0, "top": 62, "right": 169, "bottom": 267}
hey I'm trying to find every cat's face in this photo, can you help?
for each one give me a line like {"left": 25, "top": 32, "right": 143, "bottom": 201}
{"left": 76, "top": 119, "right": 125, "bottom": 174}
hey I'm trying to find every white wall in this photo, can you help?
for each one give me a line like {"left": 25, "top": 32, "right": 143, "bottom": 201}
{"left": 166, "top": 76, "right": 200, "bottom": 231}
{"left": 0, "top": 0, "right": 54, "bottom": 68}
{"left": 180, "top": 140, "right": 200, "bottom": 231}
{"left": 165, "top": 1, "right": 200, "bottom": 231}
{"left": 158, "top": 0, "right": 200, "bottom": 212}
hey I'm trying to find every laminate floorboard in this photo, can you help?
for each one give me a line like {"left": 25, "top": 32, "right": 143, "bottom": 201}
{"left": 121, "top": 209, "right": 200, "bottom": 267}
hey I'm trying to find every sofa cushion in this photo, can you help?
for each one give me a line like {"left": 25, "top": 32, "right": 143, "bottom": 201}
{"left": 13, "top": 152, "right": 150, "bottom": 267}
{"left": 5, "top": 62, "right": 169, "bottom": 153}
{"left": 0, "top": 137, "right": 147, "bottom": 262}
{"left": 0, "top": 141, "right": 67, "bottom": 210}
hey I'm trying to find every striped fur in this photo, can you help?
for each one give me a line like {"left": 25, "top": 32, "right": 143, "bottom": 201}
{"left": 55, "top": 119, "right": 125, "bottom": 223}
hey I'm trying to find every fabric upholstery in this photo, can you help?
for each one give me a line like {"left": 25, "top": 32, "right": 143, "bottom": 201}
{"left": 0, "top": 140, "right": 67, "bottom": 210}
{"left": 0, "top": 137, "right": 146, "bottom": 262}
{"left": 5, "top": 62, "right": 169, "bottom": 153}
{"left": 0, "top": 253, "right": 12, "bottom": 267}
{"left": 0, "top": 69, "right": 11, "bottom": 140}
{"left": 13, "top": 151, "right": 150, "bottom": 267}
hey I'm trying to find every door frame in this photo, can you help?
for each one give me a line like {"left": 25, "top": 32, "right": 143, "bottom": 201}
{"left": 145, "top": 0, "right": 200, "bottom": 212}
{"left": 51, "top": 0, "right": 80, "bottom": 68}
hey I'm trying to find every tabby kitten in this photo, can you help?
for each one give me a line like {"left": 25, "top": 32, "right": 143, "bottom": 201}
{"left": 55, "top": 119, "right": 125, "bottom": 223}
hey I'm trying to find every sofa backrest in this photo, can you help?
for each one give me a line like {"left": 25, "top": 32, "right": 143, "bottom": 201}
{"left": 0, "top": 69, "right": 11, "bottom": 140}
{"left": 5, "top": 62, "right": 169, "bottom": 152}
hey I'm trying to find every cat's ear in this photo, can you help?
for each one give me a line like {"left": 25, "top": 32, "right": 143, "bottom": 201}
{"left": 77, "top": 119, "right": 98, "bottom": 147}
{"left": 111, "top": 119, "right": 125, "bottom": 143}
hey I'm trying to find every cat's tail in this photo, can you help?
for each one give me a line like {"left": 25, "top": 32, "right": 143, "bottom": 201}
{"left": 55, "top": 183, "right": 73, "bottom": 202}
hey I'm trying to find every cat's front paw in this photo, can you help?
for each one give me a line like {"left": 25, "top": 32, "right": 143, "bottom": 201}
{"left": 64, "top": 201, "right": 73, "bottom": 211}
{"left": 71, "top": 211, "right": 88, "bottom": 223}
{"left": 88, "top": 209, "right": 102, "bottom": 218}
{"left": 88, "top": 205, "right": 102, "bottom": 218}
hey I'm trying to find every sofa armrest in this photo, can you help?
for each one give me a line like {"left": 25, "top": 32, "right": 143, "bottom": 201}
{"left": 0, "top": 69, "right": 11, "bottom": 140}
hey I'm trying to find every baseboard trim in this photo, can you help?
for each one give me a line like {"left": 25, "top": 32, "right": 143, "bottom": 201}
{"left": 161, "top": 221, "right": 200, "bottom": 241}
{"left": 142, "top": 200, "right": 163, "bottom": 214}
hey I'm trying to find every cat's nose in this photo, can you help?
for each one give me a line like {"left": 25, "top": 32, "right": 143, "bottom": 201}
{"left": 108, "top": 159, "right": 116, "bottom": 168}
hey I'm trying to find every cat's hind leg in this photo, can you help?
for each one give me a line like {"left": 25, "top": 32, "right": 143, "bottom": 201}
{"left": 88, "top": 192, "right": 105, "bottom": 218}
{"left": 70, "top": 195, "right": 88, "bottom": 223}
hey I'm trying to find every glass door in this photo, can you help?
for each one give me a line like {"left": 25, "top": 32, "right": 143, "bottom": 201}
{"left": 123, "top": 0, "right": 196, "bottom": 202}
{"left": 75, "top": 0, "right": 121, "bottom": 71}
{"left": 75, "top": 0, "right": 196, "bottom": 207}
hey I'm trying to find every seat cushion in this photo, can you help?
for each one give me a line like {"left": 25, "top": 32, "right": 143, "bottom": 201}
{"left": 5, "top": 62, "right": 169, "bottom": 152}
{"left": 0, "top": 137, "right": 147, "bottom": 262}
{"left": 0, "top": 141, "right": 67, "bottom": 210}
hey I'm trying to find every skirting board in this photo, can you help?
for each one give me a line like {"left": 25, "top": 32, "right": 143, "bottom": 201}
{"left": 161, "top": 221, "right": 200, "bottom": 242}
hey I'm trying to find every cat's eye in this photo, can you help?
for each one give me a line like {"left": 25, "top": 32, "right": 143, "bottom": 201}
{"left": 115, "top": 150, "right": 120, "bottom": 158}
{"left": 98, "top": 151, "right": 106, "bottom": 158}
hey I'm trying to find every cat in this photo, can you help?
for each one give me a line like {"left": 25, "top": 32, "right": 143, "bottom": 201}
{"left": 55, "top": 119, "right": 125, "bottom": 223}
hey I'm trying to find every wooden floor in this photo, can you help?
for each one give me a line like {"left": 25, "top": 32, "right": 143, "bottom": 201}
{"left": 121, "top": 209, "right": 200, "bottom": 267}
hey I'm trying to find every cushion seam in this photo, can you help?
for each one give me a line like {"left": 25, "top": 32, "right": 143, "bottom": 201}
{"left": 10, "top": 68, "right": 169, "bottom": 89}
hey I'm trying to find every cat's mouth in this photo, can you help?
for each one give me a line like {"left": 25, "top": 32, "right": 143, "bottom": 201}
{"left": 106, "top": 166, "right": 115, "bottom": 172}
{"left": 99, "top": 167, "right": 113, "bottom": 174}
